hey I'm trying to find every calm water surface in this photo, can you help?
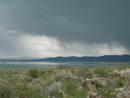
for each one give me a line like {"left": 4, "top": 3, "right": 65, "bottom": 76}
{"left": 0, "top": 61, "right": 130, "bottom": 69}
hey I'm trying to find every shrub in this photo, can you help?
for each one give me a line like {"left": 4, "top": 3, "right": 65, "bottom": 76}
{"left": 106, "top": 77, "right": 123, "bottom": 88}
{"left": 25, "top": 75, "right": 34, "bottom": 83}
{"left": 96, "top": 88, "right": 114, "bottom": 98}
{"left": 28, "top": 68, "right": 39, "bottom": 78}
{"left": 56, "top": 65, "right": 71, "bottom": 69}
{"left": 115, "top": 77, "right": 123, "bottom": 87}
{"left": 63, "top": 82, "right": 74, "bottom": 94}
{"left": 40, "top": 70, "right": 45, "bottom": 76}
{"left": 52, "top": 70, "right": 72, "bottom": 82}
{"left": 45, "top": 82, "right": 61, "bottom": 96}
{"left": 85, "top": 72, "right": 93, "bottom": 77}
{"left": 47, "top": 69, "right": 54, "bottom": 75}
{"left": 41, "top": 78, "right": 53, "bottom": 89}
{"left": 93, "top": 67, "right": 107, "bottom": 77}
{"left": 15, "top": 81, "right": 27, "bottom": 90}
{"left": 52, "top": 73, "right": 62, "bottom": 82}
{"left": 83, "top": 68, "right": 90, "bottom": 71}
{"left": 63, "top": 82, "right": 88, "bottom": 97}
{"left": 117, "top": 64, "right": 130, "bottom": 71}
{"left": 71, "top": 69, "right": 75, "bottom": 74}
{"left": 0, "top": 82, "right": 14, "bottom": 98}
{"left": 22, "top": 89, "right": 44, "bottom": 98}
{"left": 61, "top": 78, "right": 70, "bottom": 85}
{"left": 77, "top": 68, "right": 88, "bottom": 77}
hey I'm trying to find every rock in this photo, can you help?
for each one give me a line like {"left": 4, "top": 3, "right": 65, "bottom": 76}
{"left": 101, "top": 78, "right": 105, "bottom": 80}
{"left": 111, "top": 88, "right": 127, "bottom": 98}
{"left": 19, "top": 95, "right": 24, "bottom": 98}
{"left": 77, "top": 86, "right": 83, "bottom": 90}
{"left": 0, "top": 78, "right": 8, "bottom": 84}
{"left": 111, "top": 68, "right": 130, "bottom": 98}
{"left": 25, "top": 75, "right": 34, "bottom": 82}
{"left": 10, "top": 73, "right": 15, "bottom": 77}
{"left": 14, "top": 88, "right": 19, "bottom": 91}
{"left": 100, "top": 81, "right": 108, "bottom": 89}
{"left": 81, "top": 79, "right": 102, "bottom": 91}
{"left": 86, "top": 76, "right": 92, "bottom": 79}
{"left": 87, "top": 92, "right": 105, "bottom": 98}
{"left": 104, "top": 72, "right": 115, "bottom": 78}
{"left": 58, "top": 90, "right": 66, "bottom": 97}
{"left": 77, "top": 69, "right": 88, "bottom": 77}
{"left": 26, "top": 74, "right": 36, "bottom": 78}
{"left": 80, "top": 76, "right": 87, "bottom": 80}
{"left": 114, "top": 68, "right": 130, "bottom": 88}
{"left": 93, "top": 74, "right": 102, "bottom": 79}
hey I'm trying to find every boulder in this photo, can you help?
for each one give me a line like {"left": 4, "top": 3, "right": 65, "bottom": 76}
{"left": 111, "top": 68, "right": 130, "bottom": 98}
{"left": 87, "top": 92, "right": 105, "bottom": 98}
{"left": 81, "top": 79, "right": 102, "bottom": 91}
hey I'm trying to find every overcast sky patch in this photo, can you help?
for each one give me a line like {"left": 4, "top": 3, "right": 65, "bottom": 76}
{"left": 0, "top": 0, "right": 130, "bottom": 58}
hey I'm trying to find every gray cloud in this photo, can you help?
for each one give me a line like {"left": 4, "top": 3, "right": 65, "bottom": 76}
{"left": 0, "top": 0, "right": 130, "bottom": 57}
{"left": 0, "top": 32, "right": 24, "bottom": 56}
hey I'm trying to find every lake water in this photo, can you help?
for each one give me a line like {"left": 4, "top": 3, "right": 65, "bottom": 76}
{"left": 0, "top": 61, "right": 130, "bottom": 69}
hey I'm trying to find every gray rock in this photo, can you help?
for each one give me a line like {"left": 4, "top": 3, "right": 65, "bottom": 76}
{"left": 81, "top": 79, "right": 102, "bottom": 91}
{"left": 111, "top": 68, "right": 130, "bottom": 98}
{"left": 0, "top": 78, "right": 8, "bottom": 84}
{"left": 104, "top": 72, "right": 115, "bottom": 78}
{"left": 87, "top": 92, "right": 105, "bottom": 98}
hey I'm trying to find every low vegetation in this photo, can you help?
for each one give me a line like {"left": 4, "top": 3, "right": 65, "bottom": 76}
{"left": 0, "top": 64, "right": 130, "bottom": 98}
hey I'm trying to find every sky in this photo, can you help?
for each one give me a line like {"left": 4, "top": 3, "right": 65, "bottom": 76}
{"left": 0, "top": 0, "right": 130, "bottom": 58}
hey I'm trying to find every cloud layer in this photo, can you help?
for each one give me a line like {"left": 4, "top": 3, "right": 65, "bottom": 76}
{"left": 0, "top": 0, "right": 130, "bottom": 57}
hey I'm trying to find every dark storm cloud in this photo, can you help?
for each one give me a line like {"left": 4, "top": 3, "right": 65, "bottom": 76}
{"left": 0, "top": 0, "right": 130, "bottom": 49}
{"left": 0, "top": 32, "right": 26, "bottom": 56}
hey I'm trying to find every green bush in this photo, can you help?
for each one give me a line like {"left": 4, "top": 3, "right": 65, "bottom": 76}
{"left": 106, "top": 77, "right": 123, "bottom": 88}
{"left": 63, "top": 82, "right": 88, "bottom": 97}
{"left": 0, "top": 82, "right": 14, "bottom": 98}
{"left": 71, "top": 69, "right": 75, "bottom": 74}
{"left": 93, "top": 68, "right": 107, "bottom": 77}
{"left": 97, "top": 88, "right": 114, "bottom": 98}
{"left": 77, "top": 68, "right": 88, "bottom": 77}
{"left": 61, "top": 78, "right": 70, "bottom": 85}
{"left": 47, "top": 69, "right": 54, "bottom": 75}
{"left": 40, "top": 70, "right": 45, "bottom": 76}
{"left": 115, "top": 78, "right": 123, "bottom": 87}
{"left": 83, "top": 68, "right": 90, "bottom": 71}
{"left": 85, "top": 72, "right": 93, "bottom": 77}
{"left": 28, "top": 68, "right": 39, "bottom": 78}
{"left": 117, "top": 64, "right": 130, "bottom": 71}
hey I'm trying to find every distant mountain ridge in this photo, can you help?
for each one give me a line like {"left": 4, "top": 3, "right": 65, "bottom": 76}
{"left": 1, "top": 54, "right": 130, "bottom": 61}
{"left": 37, "top": 54, "right": 130, "bottom": 61}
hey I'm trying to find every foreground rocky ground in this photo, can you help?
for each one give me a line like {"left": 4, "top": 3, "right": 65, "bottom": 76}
{"left": 0, "top": 64, "right": 130, "bottom": 98}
